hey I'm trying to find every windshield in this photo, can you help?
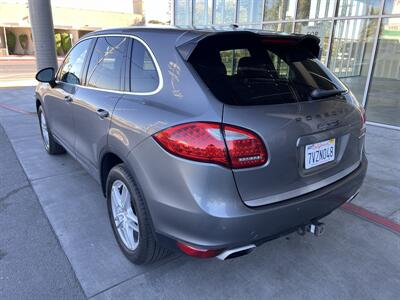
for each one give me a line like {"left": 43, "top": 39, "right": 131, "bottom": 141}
{"left": 189, "top": 34, "right": 347, "bottom": 106}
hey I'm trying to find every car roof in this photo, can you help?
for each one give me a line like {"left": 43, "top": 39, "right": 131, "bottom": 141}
{"left": 83, "top": 25, "right": 305, "bottom": 40}
{"left": 83, "top": 26, "right": 320, "bottom": 59}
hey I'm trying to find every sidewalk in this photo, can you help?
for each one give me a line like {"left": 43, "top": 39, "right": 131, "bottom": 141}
{"left": 0, "top": 124, "right": 85, "bottom": 299}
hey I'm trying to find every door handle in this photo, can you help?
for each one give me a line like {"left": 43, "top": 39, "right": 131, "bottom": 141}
{"left": 96, "top": 108, "right": 109, "bottom": 119}
{"left": 64, "top": 95, "right": 73, "bottom": 102}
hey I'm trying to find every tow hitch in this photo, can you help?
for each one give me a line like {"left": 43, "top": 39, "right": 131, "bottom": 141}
{"left": 298, "top": 221, "right": 325, "bottom": 237}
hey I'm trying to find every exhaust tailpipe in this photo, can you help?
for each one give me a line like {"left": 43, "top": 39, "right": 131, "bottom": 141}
{"left": 216, "top": 244, "right": 256, "bottom": 260}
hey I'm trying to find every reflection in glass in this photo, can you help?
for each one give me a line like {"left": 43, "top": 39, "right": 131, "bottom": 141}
{"left": 337, "top": 0, "right": 381, "bottom": 17}
{"left": 214, "top": 0, "right": 236, "bottom": 24}
{"left": 294, "top": 21, "right": 332, "bottom": 64}
{"left": 238, "top": 0, "right": 263, "bottom": 23}
{"left": 329, "top": 19, "right": 377, "bottom": 102}
{"left": 193, "top": 0, "right": 213, "bottom": 25}
{"left": 367, "top": 18, "right": 400, "bottom": 126}
{"left": 239, "top": 24, "right": 263, "bottom": 30}
{"left": 264, "top": 0, "right": 296, "bottom": 21}
{"left": 296, "top": 0, "right": 335, "bottom": 19}
{"left": 175, "top": 0, "right": 192, "bottom": 25}
{"left": 384, "top": 0, "right": 400, "bottom": 15}
{"left": 263, "top": 22, "right": 293, "bottom": 33}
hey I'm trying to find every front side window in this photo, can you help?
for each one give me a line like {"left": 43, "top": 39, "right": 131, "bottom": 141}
{"left": 58, "top": 39, "right": 92, "bottom": 85}
{"left": 130, "top": 40, "right": 159, "bottom": 93}
{"left": 86, "top": 37, "right": 129, "bottom": 91}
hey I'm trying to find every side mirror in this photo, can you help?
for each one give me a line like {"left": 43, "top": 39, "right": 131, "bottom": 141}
{"left": 35, "top": 67, "right": 56, "bottom": 87}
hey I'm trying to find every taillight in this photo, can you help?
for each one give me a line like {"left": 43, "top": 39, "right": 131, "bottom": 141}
{"left": 177, "top": 241, "right": 223, "bottom": 258}
{"left": 223, "top": 125, "right": 267, "bottom": 168}
{"left": 153, "top": 122, "right": 267, "bottom": 169}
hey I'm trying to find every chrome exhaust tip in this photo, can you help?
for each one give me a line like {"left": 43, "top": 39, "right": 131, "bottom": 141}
{"left": 346, "top": 190, "right": 360, "bottom": 203}
{"left": 216, "top": 244, "right": 256, "bottom": 260}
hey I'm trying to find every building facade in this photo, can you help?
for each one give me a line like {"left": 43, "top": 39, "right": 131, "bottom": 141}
{"left": 0, "top": 0, "right": 143, "bottom": 57}
{"left": 173, "top": 0, "right": 400, "bottom": 129}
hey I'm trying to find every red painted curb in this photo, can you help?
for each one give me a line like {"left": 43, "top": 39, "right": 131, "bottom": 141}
{"left": 342, "top": 203, "right": 400, "bottom": 233}
{"left": 0, "top": 103, "right": 36, "bottom": 115}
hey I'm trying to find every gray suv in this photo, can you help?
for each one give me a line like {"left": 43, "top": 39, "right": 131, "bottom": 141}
{"left": 35, "top": 28, "right": 367, "bottom": 264}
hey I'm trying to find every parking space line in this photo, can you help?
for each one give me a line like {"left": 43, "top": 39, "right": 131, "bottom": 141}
{"left": 342, "top": 203, "right": 400, "bottom": 234}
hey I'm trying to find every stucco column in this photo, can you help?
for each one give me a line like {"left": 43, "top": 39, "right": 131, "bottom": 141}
{"left": 28, "top": 0, "right": 58, "bottom": 71}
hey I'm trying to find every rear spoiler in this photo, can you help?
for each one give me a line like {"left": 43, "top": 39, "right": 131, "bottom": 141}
{"left": 176, "top": 31, "right": 321, "bottom": 61}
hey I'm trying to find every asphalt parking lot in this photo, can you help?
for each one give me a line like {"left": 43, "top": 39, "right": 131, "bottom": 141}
{"left": 0, "top": 87, "right": 399, "bottom": 299}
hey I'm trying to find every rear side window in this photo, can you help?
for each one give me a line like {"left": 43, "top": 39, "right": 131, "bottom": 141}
{"left": 189, "top": 35, "right": 346, "bottom": 106}
{"left": 58, "top": 39, "right": 91, "bottom": 85}
{"left": 130, "top": 40, "right": 159, "bottom": 93}
{"left": 86, "top": 37, "right": 129, "bottom": 91}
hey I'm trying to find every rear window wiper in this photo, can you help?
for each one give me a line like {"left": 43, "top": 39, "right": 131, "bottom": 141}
{"left": 310, "top": 88, "right": 347, "bottom": 100}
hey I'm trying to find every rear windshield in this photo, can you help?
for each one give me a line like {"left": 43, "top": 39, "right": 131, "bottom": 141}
{"left": 189, "top": 34, "right": 347, "bottom": 106}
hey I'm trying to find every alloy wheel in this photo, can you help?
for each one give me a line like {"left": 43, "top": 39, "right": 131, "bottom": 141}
{"left": 40, "top": 111, "right": 50, "bottom": 149}
{"left": 111, "top": 180, "right": 139, "bottom": 250}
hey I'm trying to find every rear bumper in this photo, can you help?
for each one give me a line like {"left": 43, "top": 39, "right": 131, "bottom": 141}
{"left": 162, "top": 155, "right": 366, "bottom": 250}
{"left": 128, "top": 138, "right": 367, "bottom": 250}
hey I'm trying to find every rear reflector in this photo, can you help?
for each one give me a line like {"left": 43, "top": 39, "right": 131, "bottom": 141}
{"left": 177, "top": 241, "right": 223, "bottom": 258}
{"left": 153, "top": 122, "right": 267, "bottom": 169}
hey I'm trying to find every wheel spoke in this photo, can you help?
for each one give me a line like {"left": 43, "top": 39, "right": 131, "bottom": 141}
{"left": 126, "top": 215, "right": 139, "bottom": 232}
{"left": 121, "top": 186, "right": 129, "bottom": 209}
{"left": 122, "top": 224, "right": 133, "bottom": 249}
{"left": 111, "top": 185, "right": 122, "bottom": 207}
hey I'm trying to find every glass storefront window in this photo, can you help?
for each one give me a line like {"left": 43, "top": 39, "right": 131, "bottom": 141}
{"left": 264, "top": 0, "right": 296, "bottom": 21}
{"left": 214, "top": 0, "right": 236, "bottom": 24}
{"left": 367, "top": 18, "right": 400, "bottom": 126}
{"left": 193, "top": 0, "right": 213, "bottom": 25}
{"left": 329, "top": 18, "right": 378, "bottom": 103}
{"left": 175, "top": 0, "right": 192, "bottom": 25}
{"left": 384, "top": 0, "right": 400, "bottom": 14}
{"left": 337, "top": 0, "right": 381, "bottom": 17}
{"left": 238, "top": 0, "right": 263, "bottom": 24}
{"left": 296, "top": 0, "right": 336, "bottom": 19}
{"left": 294, "top": 21, "right": 332, "bottom": 64}
{"left": 263, "top": 22, "right": 293, "bottom": 33}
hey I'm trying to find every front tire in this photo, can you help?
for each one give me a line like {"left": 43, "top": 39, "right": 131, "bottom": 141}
{"left": 106, "top": 164, "right": 169, "bottom": 264}
{"left": 37, "top": 105, "right": 65, "bottom": 155}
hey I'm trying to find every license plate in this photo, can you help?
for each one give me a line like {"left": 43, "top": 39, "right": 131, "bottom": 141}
{"left": 305, "top": 138, "right": 335, "bottom": 170}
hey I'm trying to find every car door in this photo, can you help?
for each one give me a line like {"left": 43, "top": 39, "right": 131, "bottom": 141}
{"left": 44, "top": 39, "right": 93, "bottom": 151}
{"left": 71, "top": 36, "right": 129, "bottom": 177}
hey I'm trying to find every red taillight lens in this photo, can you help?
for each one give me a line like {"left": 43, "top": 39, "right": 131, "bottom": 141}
{"left": 153, "top": 122, "right": 229, "bottom": 167}
{"left": 223, "top": 125, "right": 267, "bottom": 169}
{"left": 153, "top": 122, "right": 267, "bottom": 169}
{"left": 177, "top": 241, "right": 223, "bottom": 258}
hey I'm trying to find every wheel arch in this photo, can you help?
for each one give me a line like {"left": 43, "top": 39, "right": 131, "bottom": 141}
{"left": 36, "top": 97, "right": 42, "bottom": 111}
{"left": 100, "top": 151, "right": 124, "bottom": 196}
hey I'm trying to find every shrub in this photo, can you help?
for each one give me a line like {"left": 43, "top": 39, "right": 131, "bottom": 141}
{"left": 6, "top": 31, "right": 16, "bottom": 54}
{"left": 55, "top": 33, "right": 63, "bottom": 56}
{"left": 61, "top": 33, "right": 72, "bottom": 54}
{"left": 19, "top": 34, "right": 28, "bottom": 54}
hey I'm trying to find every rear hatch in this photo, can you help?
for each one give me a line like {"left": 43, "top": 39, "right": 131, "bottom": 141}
{"left": 184, "top": 31, "right": 365, "bottom": 206}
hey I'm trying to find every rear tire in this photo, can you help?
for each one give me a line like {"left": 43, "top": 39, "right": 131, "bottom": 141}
{"left": 106, "top": 164, "right": 169, "bottom": 264}
{"left": 37, "top": 105, "right": 65, "bottom": 155}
